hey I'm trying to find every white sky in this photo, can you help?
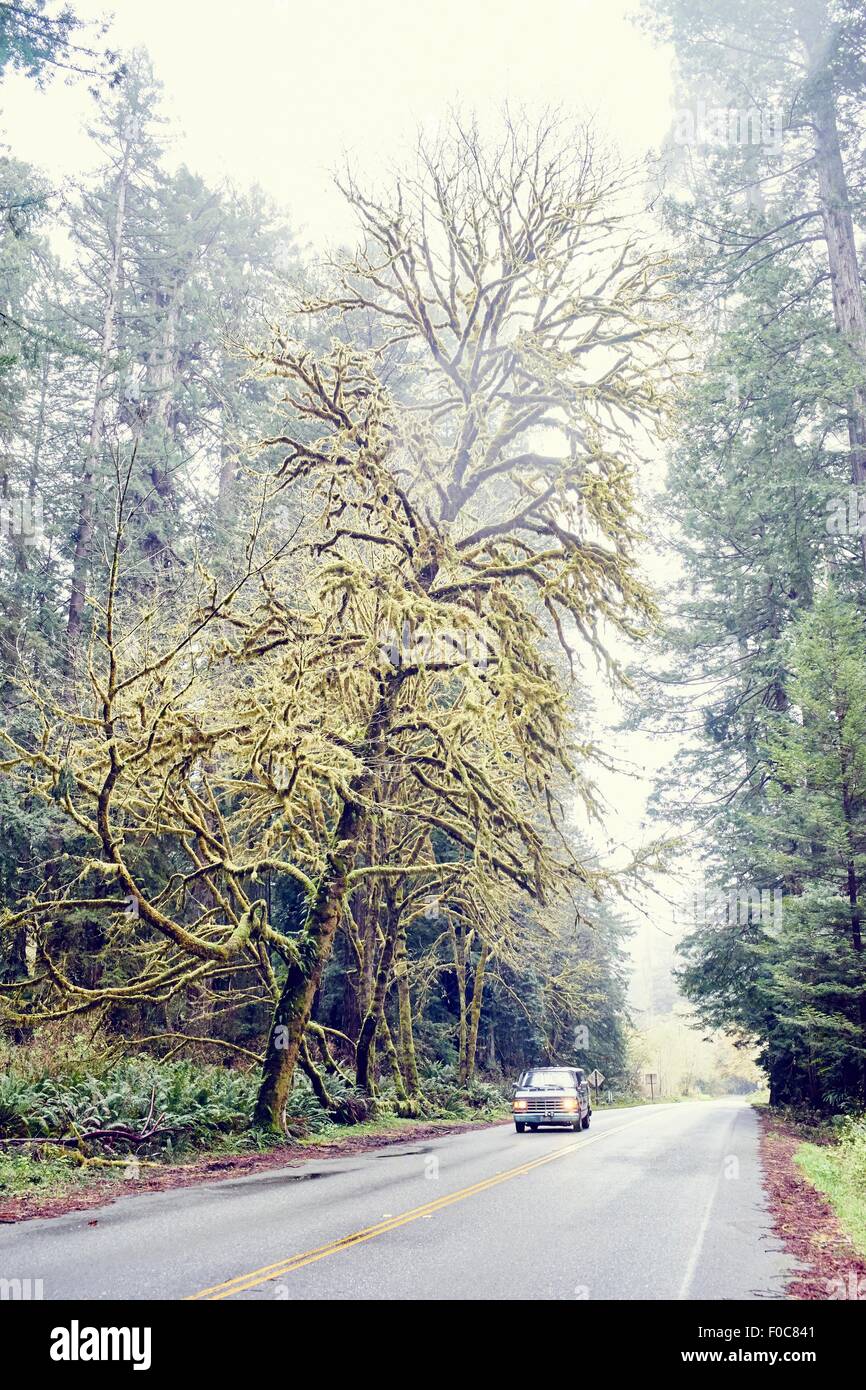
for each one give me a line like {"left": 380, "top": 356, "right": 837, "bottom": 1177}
{"left": 2, "top": 0, "right": 676, "bottom": 245}
{"left": 1, "top": 0, "right": 688, "bottom": 993}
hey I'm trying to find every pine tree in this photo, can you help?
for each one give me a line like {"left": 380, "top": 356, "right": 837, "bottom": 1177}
{"left": 679, "top": 589, "right": 866, "bottom": 1107}
{"left": 64, "top": 51, "right": 165, "bottom": 663}
{"left": 760, "top": 588, "right": 866, "bottom": 1105}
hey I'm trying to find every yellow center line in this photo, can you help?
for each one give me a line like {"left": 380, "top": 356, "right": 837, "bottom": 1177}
{"left": 187, "top": 1108, "right": 671, "bottom": 1300}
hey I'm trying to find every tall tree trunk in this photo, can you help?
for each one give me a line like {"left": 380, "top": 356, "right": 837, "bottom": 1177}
{"left": 380, "top": 1014, "right": 415, "bottom": 1113}
{"left": 253, "top": 682, "right": 395, "bottom": 1132}
{"left": 217, "top": 370, "right": 238, "bottom": 524}
{"left": 65, "top": 119, "right": 138, "bottom": 667}
{"left": 799, "top": 13, "right": 866, "bottom": 575}
{"left": 355, "top": 909, "right": 399, "bottom": 1094}
{"left": 138, "top": 288, "right": 180, "bottom": 565}
{"left": 29, "top": 352, "right": 50, "bottom": 657}
{"left": 463, "top": 940, "right": 490, "bottom": 1085}
{"left": 253, "top": 517, "right": 441, "bottom": 1129}
{"left": 394, "top": 920, "right": 421, "bottom": 1099}
{"left": 450, "top": 918, "right": 469, "bottom": 1085}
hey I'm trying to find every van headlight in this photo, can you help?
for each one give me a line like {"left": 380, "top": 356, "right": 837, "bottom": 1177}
{"left": 513, "top": 1099, "right": 528, "bottom": 1111}
{"left": 561, "top": 1096, "right": 578, "bottom": 1111}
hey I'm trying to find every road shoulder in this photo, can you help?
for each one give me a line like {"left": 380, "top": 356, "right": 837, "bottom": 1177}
{"left": 0, "top": 1114, "right": 508, "bottom": 1227}
{"left": 758, "top": 1108, "right": 866, "bottom": 1300}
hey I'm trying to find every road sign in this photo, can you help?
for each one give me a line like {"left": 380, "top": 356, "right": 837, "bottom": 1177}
{"left": 588, "top": 1069, "right": 605, "bottom": 1089}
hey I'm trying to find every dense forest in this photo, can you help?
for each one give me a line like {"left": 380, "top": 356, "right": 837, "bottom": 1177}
{"left": 640, "top": 0, "right": 866, "bottom": 1113}
{"left": 1, "top": 0, "right": 865, "bottom": 1169}
{"left": 0, "top": 6, "right": 646, "bottom": 1150}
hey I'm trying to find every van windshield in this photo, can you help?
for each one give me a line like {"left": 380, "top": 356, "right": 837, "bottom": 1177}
{"left": 522, "top": 1070, "right": 575, "bottom": 1090}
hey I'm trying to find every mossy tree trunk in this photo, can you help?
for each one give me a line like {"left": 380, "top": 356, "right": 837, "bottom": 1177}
{"left": 450, "top": 917, "right": 470, "bottom": 1084}
{"left": 380, "top": 1014, "right": 416, "bottom": 1114}
{"left": 395, "top": 921, "right": 421, "bottom": 1102}
{"left": 463, "top": 940, "right": 490, "bottom": 1085}
{"left": 253, "top": 841, "right": 355, "bottom": 1131}
{"left": 253, "top": 686, "right": 394, "bottom": 1133}
{"left": 355, "top": 887, "right": 399, "bottom": 1094}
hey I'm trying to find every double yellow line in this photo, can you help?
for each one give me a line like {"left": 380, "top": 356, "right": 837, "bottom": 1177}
{"left": 187, "top": 1110, "right": 666, "bottom": 1300}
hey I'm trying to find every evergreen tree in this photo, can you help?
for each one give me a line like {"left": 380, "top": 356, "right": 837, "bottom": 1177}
{"left": 679, "top": 589, "right": 866, "bottom": 1107}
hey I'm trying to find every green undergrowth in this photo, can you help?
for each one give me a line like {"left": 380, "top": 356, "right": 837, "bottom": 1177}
{"left": 795, "top": 1115, "right": 866, "bottom": 1257}
{"left": 0, "top": 1041, "right": 510, "bottom": 1202}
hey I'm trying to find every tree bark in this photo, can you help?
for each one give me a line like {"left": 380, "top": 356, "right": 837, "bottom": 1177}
{"left": 450, "top": 918, "right": 469, "bottom": 1085}
{"left": 65, "top": 117, "right": 138, "bottom": 668}
{"left": 253, "top": 683, "right": 395, "bottom": 1132}
{"left": 799, "top": 14, "right": 866, "bottom": 575}
{"left": 841, "top": 774, "right": 866, "bottom": 1102}
{"left": 355, "top": 891, "right": 399, "bottom": 1094}
{"left": 137, "top": 287, "right": 180, "bottom": 565}
{"left": 298, "top": 1039, "right": 334, "bottom": 1112}
{"left": 463, "top": 940, "right": 490, "bottom": 1085}
{"left": 394, "top": 920, "right": 421, "bottom": 1100}
{"left": 379, "top": 1014, "right": 415, "bottom": 1113}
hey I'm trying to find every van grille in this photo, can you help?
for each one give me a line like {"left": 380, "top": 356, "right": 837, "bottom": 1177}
{"left": 522, "top": 1096, "right": 571, "bottom": 1113}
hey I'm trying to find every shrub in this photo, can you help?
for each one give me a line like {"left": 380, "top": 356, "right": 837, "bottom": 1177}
{"left": 0, "top": 1057, "right": 259, "bottom": 1156}
{"left": 833, "top": 1115, "right": 866, "bottom": 1192}
{"left": 413, "top": 1062, "right": 508, "bottom": 1118}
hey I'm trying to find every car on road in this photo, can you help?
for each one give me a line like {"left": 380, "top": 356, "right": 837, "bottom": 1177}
{"left": 512, "top": 1066, "right": 591, "bottom": 1133}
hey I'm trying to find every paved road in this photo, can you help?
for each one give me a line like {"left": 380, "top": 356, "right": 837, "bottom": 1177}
{"left": 0, "top": 1098, "right": 795, "bottom": 1300}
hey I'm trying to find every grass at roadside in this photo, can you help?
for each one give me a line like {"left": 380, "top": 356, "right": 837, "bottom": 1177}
{"left": 795, "top": 1117, "right": 866, "bottom": 1259}
{"left": 0, "top": 1150, "right": 115, "bottom": 1199}
{"left": 758, "top": 1108, "right": 866, "bottom": 1298}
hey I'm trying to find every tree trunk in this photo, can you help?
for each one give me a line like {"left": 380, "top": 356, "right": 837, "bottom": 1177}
{"left": 842, "top": 794, "right": 866, "bottom": 1101}
{"left": 307, "top": 1021, "right": 352, "bottom": 1083}
{"left": 253, "top": 828, "right": 355, "bottom": 1131}
{"left": 355, "top": 876, "right": 379, "bottom": 1086}
{"left": 253, "top": 516, "right": 442, "bottom": 1129}
{"left": 395, "top": 920, "right": 421, "bottom": 1099}
{"left": 380, "top": 1014, "right": 415, "bottom": 1114}
{"left": 65, "top": 119, "right": 138, "bottom": 667}
{"left": 800, "top": 16, "right": 866, "bottom": 576}
{"left": 253, "top": 683, "right": 394, "bottom": 1132}
{"left": 137, "top": 288, "right": 180, "bottom": 566}
{"left": 463, "top": 940, "right": 490, "bottom": 1085}
{"left": 217, "top": 370, "right": 238, "bottom": 523}
{"left": 298, "top": 1039, "right": 335, "bottom": 1113}
{"left": 355, "top": 908, "right": 399, "bottom": 1094}
{"left": 451, "top": 919, "right": 470, "bottom": 1085}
